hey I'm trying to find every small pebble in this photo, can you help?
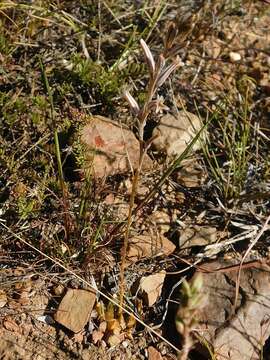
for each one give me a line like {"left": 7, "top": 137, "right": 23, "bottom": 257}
{"left": 122, "top": 340, "right": 130, "bottom": 348}
{"left": 54, "top": 284, "right": 65, "bottom": 296}
{"left": 229, "top": 52, "right": 241, "bottom": 62}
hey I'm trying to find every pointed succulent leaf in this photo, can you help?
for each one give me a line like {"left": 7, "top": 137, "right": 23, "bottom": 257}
{"left": 155, "top": 54, "right": 166, "bottom": 75}
{"left": 140, "top": 39, "right": 155, "bottom": 77}
{"left": 156, "top": 56, "right": 181, "bottom": 87}
{"left": 123, "top": 90, "right": 140, "bottom": 115}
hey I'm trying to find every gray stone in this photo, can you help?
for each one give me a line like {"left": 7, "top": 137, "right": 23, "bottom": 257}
{"left": 194, "top": 260, "right": 270, "bottom": 359}
{"left": 54, "top": 289, "right": 96, "bottom": 333}
{"left": 152, "top": 111, "right": 205, "bottom": 157}
{"left": 80, "top": 116, "right": 152, "bottom": 178}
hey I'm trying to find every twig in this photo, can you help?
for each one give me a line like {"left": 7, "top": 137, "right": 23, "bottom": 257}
{"left": 97, "top": 0, "right": 101, "bottom": 63}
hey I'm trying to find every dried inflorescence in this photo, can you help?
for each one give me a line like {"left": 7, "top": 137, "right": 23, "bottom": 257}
{"left": 123, "top": 25, "right": 182, "bottom": 131}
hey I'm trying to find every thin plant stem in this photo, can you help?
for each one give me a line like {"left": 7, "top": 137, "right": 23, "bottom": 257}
{"left": 178, "top": 329, "right": 192, "bottom": 360}
{"left": 119, "top": 136, "right": 147, "bottom": 314}
{"left": 118, "top": 165, "right": 140, "bottom": 314}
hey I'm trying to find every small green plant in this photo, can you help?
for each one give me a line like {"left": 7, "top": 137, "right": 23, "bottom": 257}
{"left": 0, "top": 31, "right": 10, "bottom": 55}
{"left": 176, "top": 273, "right": 206, "bottom": 360}
{"left": 71, "top": 54, "right": 122, "bottom": 100}
{"left": 202, "top": 76, "right": 254, "bottom": 202}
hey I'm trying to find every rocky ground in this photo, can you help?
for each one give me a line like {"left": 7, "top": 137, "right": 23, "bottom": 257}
{"left": 1, "top": 1, "right": 270, "bottom": 359}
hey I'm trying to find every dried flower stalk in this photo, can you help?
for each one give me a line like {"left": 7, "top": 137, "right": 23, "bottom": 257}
{"left": 119, "top": 26, "right": 181, "bottom": 319}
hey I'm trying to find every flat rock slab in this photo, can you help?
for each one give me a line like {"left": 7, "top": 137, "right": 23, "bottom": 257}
{"left": 179, "top": 225, "right": 217, "bottom": 249}
{"left": 152, "top": 111, "right": 205, "bottom": 157}
{"left": 126, "top": 234, "right": 175, "bottom": 265}
{"left": 139, "top": 271, "right": 166, "bottom": 307}
{"left": 175, "top": 158, "right": 207, "bottom": 187}
{"left": 80, "top": 115, "right": 153, "bottom": 178}
{"left": 54, "top": 289, "right": 96, "bottom": 333}
{"left": 147, "top": 346, "right": 163, "bottom": 360}
{"left": 194, "top": 260, "right": 270, "bottom": 359}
